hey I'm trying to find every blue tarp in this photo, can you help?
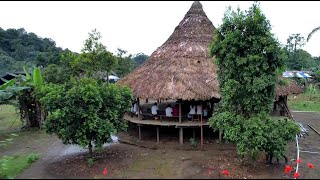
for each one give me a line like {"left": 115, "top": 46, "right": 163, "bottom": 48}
{"left": 282, "top": 71, "right": 311, "bottom": 78}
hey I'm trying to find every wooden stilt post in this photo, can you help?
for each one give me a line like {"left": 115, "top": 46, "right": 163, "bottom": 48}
{"left": 201, "top": 114, "right": 203, "bottom": 148}
{"left": 193, "top": 128, "right": 196, "bottom": 139}
{"left": 179, "top": 100, "right": 182, "bottom": 124}
{"left": 138, "top": 125, "right": 141, "bottom": 140}
{"left": 137, "top": 98, "right": 141, "bottom": 120}
{"left": 179, "top": 128, "right": 183, "bottom": 145}
{"left": 157, "top": 126, "right": 160, "bottom": 144}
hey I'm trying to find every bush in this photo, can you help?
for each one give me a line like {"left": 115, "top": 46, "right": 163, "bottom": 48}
{"left": 27, "top": 153, "right": 39, "bottom": 164}
{"left": 189, "top": 138, "right": 198, "bottom": 148}
{"left": 87, "top": 158, "right": 94, "bottom": 168}
{"left": 263, "top": 118, "right": 300, "bottom": 162}
{"left": 305, "top": 84, "right": 319, "bottom": 95}
{"left": 0, "top": 156, "right": 13, "bottom": 179}
{"left": 209, "top": 113, "right": 300, "bottom": 162}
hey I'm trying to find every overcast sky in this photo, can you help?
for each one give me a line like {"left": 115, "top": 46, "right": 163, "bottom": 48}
{"left": 1, "top": 1, "right": 320, "bottom": 57}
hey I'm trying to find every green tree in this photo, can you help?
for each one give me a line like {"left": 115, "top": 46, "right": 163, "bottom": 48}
{"left": 286, "top": 33, "right": 305, "bottom": 54}
{"left": 0, "top": 55, "right": 16, "bottom": 76}
{"left": 114, "top": 48, "right": 135, "bottom": 78}
{"left": 284, "top": 34, "right": 316, "bottom": 70}
{"left": 42, "top": 64, "right": 71, "bottom": 84}
{"left": 73, "top": 29, "right": 117, "bottom": 82}
{"left": 0, "top": 27, "right": 68, "bottom": 76}
{"left": 208, "top": 2, "right": 299, "bottom": 162}
{"left": 294, "top": 49, "right": 316, "bottom": 70}
{"left": 39, "top": 78, "right": 133, "bottom": 158}
{"left": 132, "top": 53, "right": 148, "bottom": 68}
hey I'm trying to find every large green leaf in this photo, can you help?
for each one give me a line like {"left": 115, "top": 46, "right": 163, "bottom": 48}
{"left": 6, "top": 86, "right": 30, "bottom": 93}
{"left": 0, "top": 90, "right": 14, "bottom": 102}
{"left": 23, "top": 66, "right": 31, "bottom": 80}
{"left": 33, "top": 67, "right": 43, "bottom": 86}
{"left": 0, "top": 79, "right": 16, "bottom": 90}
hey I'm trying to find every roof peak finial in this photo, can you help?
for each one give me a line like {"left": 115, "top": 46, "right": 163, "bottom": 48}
{"left": 186, "top": 1, "right": 205, "bottom": 17}
{"left": 191, "top": 1, "right": 202, "bottom": 8}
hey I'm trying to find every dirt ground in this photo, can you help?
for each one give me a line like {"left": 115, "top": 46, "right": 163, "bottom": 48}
{"left": 16, "top": 112, "right": 319, "bottom": 179}
{"left": 287, "top": 112, "right": 320, "bottom": 179}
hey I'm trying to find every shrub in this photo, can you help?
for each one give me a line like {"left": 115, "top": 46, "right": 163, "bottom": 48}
{"left": 189, "top": 138, "right": 198, "bottom": 148}
{"left": 87, "top": 158, "right": 94, "bottom": 168}
{"left": 27, "top": 153, "right": 39, "bottom": 164}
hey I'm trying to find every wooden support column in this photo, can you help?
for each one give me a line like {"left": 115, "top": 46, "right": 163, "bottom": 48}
{"left": 179, "top": 101, "right": 182, "bottom": 124}
{"left": 193, "top": 128, "right": 196, "bottom": 139}
{"left": 285, "top": 95, "right": 288, "bottom": 106}
{"left": 219, "top": 129, "right": 222, "bottom": 143}
{"left": 157, "top": 126, "right": 160, "bottom": 144}
{"left": 200, "top": 114, "right": 203, "bottom": 148}
{"left": 138, "top": 125, "right": 142, "bottom": 140}
{"left": 179, "top": 127, "right": 183, "bottom": 145}
{"left": 137, "top": 98, "right": 141, "bottom": 120}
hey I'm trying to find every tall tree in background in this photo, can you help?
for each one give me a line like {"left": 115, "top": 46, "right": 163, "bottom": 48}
{"left": 132, "top": 53, "right": 148, "bottom": 68}
{"left": 286, "top": 33, "right": 305, "bottom": 54}
{"left": 208, "top": 2, "right": 299, "bottom": 163}
{"left": 114, "top": 48, "right": 134, "bottom": 78}
{"left": 285, "top": 34, "right": 316, "bottom": 70}
{"left": 71, "top": 29, "right": 117, "bottom": 82}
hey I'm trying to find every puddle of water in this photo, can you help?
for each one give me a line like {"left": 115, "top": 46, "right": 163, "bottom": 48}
{"left": 60, "top": 135, "right": 119, "bottom": 156}
{"left": 111, "top": 134, "right": 118, "bottom": 143}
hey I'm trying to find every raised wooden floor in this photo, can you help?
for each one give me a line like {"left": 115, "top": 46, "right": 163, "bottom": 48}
{"left": 124, "top": 115, "right": 210, "bottom": 127}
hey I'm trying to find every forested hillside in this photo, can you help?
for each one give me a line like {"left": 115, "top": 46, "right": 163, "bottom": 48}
{"left": 0, "top": 28, "right": 69, "bottom": 76}
{"left": 0, "top": 28, "right": 149, "bottom": 77}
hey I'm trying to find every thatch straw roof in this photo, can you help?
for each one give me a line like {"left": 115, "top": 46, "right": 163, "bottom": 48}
{"left": 118, "top": 1, "right": 300, "bottom": 100}
{"left": 276, "top": 78, "right": 302, "bottom": 96}
{"left": 118, "top": 1, "right": 220, "bottom": 100}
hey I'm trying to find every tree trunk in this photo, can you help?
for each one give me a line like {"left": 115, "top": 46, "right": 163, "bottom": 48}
{"left": 19, "top": 90, "right": 41, "bottom": 129}
{"left": 106, "top": 71, "right": 109, "bottom": 86}
{"left": 88, "top": 141, "right": 93, "bottom": 158}
{"left": 35, "top": 100, "right": 42, "bottom": 129}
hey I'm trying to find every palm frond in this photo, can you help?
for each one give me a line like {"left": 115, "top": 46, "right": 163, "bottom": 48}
{"left": 307, "top": 26, "right": 320, "bottom": 42}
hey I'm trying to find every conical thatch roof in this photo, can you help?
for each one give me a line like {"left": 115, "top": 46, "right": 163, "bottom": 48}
{"left": 276, "top": 78, "right": 302, "bottom": 96}
{"left": 118, "top": 1, "right": 220, "bottom": 100}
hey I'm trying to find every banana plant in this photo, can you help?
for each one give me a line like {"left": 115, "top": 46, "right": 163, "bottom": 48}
{"left": 21, "top": 66, "right": 43, "bottom": 87}
{"left": 0, "top": 79, "right": 30, "bottom": 105}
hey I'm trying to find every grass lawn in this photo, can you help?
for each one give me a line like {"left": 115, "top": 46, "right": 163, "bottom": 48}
{"left": 0, "top": 104, "right": 21, "bottom": 133}
{"left": 0, "top": 104, "right": 43, "bottom": 179}
{"left": 2, "top": 153, "right": 39, "bottom": 179}
{"left": 288, "top": 93, "right": 320, "bottom": 112}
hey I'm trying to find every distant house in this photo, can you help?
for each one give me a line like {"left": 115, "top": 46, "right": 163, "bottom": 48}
{"left": 0, "top": 70, "right": 29, "bottom": 85}
{"left": 283, "top": 71, "right": 312, "bottom": 78}
{"left": 105, "top": 75, "right": 120, "bottom": 84}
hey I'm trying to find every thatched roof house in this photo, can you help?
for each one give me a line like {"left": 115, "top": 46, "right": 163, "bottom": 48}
{"left": 118, "top": 1, "right": 220, "bottom": 100}
{"left": 118, "top": 1, "right": 301, "bottom": 101}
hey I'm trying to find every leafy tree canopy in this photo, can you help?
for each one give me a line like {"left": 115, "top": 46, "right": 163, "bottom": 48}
{"left": 208, "top": 2, "right": 299, "bottom": 161}
{"left": 39, "top": 78, "right": 133, "bottom": 157}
